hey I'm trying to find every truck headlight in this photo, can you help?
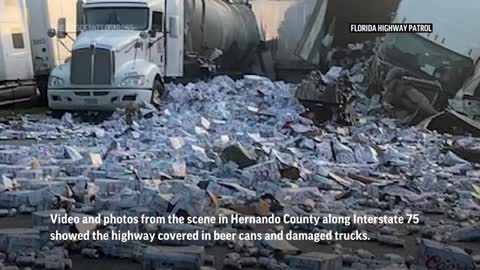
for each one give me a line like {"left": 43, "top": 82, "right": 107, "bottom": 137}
{"left": 49, "top": 76, "right": 64, "bottom": 87}
{"left": 121, "top": 75, "right": 145, "bottom": 87}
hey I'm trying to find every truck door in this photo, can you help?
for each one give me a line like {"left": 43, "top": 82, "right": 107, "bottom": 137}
{"left": 149, "top": 10, "right": 165, "bottom": 72}
{"left": 165, "top": 0, "right": 184, "bottom": 78}
{"left": 26, "top": 0, "right": 51, "bottom": 76}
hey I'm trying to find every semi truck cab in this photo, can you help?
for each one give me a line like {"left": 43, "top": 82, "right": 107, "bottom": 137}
{"left": 48, "top": 0, "right": 184, "bottom": 110}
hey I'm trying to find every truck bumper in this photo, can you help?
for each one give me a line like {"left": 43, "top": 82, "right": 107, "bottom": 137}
{"left": 48, "top": 88, "right": 152, "bottom": 111}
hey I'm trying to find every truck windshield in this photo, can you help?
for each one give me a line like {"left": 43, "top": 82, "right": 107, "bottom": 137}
{"left": 380, "top": 33, "right": 473, "bottom": 95}
{"left": 84, "top": 7, "right": 149, "bottom": 31}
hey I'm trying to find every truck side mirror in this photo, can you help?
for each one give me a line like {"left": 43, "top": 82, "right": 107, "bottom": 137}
{"left": 57, "top": 18, "right": 67, "bottom": 39}
{"left": 140, "top": 31, "right": 149, "bottom": 39}
{"left": 168, "top": 16, "right": 179, "bottom": 38}
{"left": 151, "top": 11, "right": 163, "bottom": 36}
{"left": 47, "top": 28, "right": 57, "bottom": 38}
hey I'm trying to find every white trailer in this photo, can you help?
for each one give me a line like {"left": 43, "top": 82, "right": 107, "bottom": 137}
{"left": 0, "top": 0, "right": 77, "bottom": 106}
{"left": 0, "top": 0, "right": 36, "bottom": 106}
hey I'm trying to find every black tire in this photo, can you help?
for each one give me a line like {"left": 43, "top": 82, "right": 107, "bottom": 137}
{"left": 151, "top": 78, "right": 166, "bottom": 106}
{"left": 36, "top": 76, "right": 49, "bottom": 106}
{"left": 50, "top": 110, "right": 65, "bottom": 119}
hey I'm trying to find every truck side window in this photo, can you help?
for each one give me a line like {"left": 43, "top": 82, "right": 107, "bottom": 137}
{"left": 152, "top": 12, "right": 163, "bottom": 33}
{"left": 12, "top": 33, "right": 25, "bottom": 49}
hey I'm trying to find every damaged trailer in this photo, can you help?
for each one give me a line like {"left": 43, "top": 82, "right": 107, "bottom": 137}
{"left": 250, "top": 0, "right": 399, "bottom": 81}
{"left": 449, "top": 59, "right": 480, "bottom": 122}
{"left": 295, "top": 0, "right": 400, "bottom": 68}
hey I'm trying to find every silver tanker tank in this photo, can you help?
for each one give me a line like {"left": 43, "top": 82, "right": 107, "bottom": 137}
{"left": 184, "top": 0, "right": 261, "bottom": 69}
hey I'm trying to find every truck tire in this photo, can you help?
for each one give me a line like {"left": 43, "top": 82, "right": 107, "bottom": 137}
{"left": 151, "top": 78, "right": 166, "bottom": 106}
{"left": 36, "top": 76, "right": 49, "bottom": 106}
{"left": 50, "top": 110, "right": 65, "bottom": 119}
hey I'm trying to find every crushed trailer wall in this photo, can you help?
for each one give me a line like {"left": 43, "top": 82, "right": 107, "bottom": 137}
{"left": 252, "top": 0, "right": 318, "bottom": 64}
{"left": 325, "top": 0, "right": 400, "bottom": 47}
{"left": 252, "top": 0, "right": 399, "bottom": 75}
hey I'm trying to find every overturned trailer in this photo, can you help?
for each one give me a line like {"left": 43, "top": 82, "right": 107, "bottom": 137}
{"left": 365, "top": 0, "right": 480, "bottom": 127}
{"left": 255, "top": 0, "right": 399, "bottom": 81}
{"left": 449, "top": 75, "right": 480, "bottom": 121}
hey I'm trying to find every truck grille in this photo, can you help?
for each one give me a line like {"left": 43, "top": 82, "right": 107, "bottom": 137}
{"left": 71, "top": 48, "right": 113, "bottom": 85}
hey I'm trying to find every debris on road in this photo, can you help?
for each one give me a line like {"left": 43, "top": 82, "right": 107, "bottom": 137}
{"left": 0, "top": 41, "right": 479, "bottom": 269}
{"left": 287, "top": 252, "right": 343, "bottom": 270}
{"left": 417, "top": 239, "right": 477, "bottom": 270}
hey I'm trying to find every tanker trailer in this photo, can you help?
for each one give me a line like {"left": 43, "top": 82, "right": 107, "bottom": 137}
{"left": 184, "top": 0, "right": 262, "bottom": 72}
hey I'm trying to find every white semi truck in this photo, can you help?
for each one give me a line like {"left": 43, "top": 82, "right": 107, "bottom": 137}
{"left": 0, "top": 0, "right": 77, "bottom": 106}
{"left": 47, "top": 0, "right": 261, "bottom": 111}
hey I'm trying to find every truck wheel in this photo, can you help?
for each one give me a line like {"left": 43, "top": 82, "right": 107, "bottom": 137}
{"left": 151, "top": 79, "right": 165, "bottom": 106}
{"left": 50, "top": 110, "right": 65, "bottom": 119}
{"left": 36, "top": 76, "right": 49, "bottom": 106}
